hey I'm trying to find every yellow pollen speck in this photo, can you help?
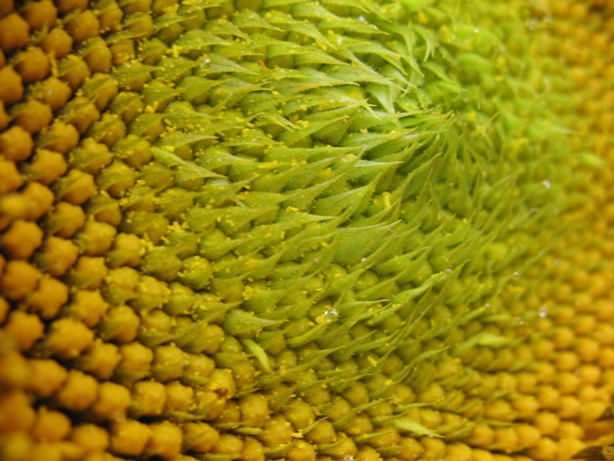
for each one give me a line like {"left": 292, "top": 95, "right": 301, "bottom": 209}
{"left": 383, "top": 192, "right": 391, "bottom": 211}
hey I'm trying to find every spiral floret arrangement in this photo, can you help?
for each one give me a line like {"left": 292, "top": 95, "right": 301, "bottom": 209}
{"left": 1, "top": 0, "right": 614, "bottom": 460}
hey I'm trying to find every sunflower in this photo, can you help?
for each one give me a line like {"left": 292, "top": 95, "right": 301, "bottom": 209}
{"left": 0, "top": 0, "right": 613, "bottom": 460}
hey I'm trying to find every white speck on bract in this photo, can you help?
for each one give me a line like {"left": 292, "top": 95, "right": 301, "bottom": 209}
{"left": 324, "top": 308, "right": 339, "bottom": 321}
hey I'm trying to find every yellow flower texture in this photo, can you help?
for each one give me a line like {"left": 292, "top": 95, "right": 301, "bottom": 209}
{"left": 0, "top": 0, "right": 613, "bottom": 460}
